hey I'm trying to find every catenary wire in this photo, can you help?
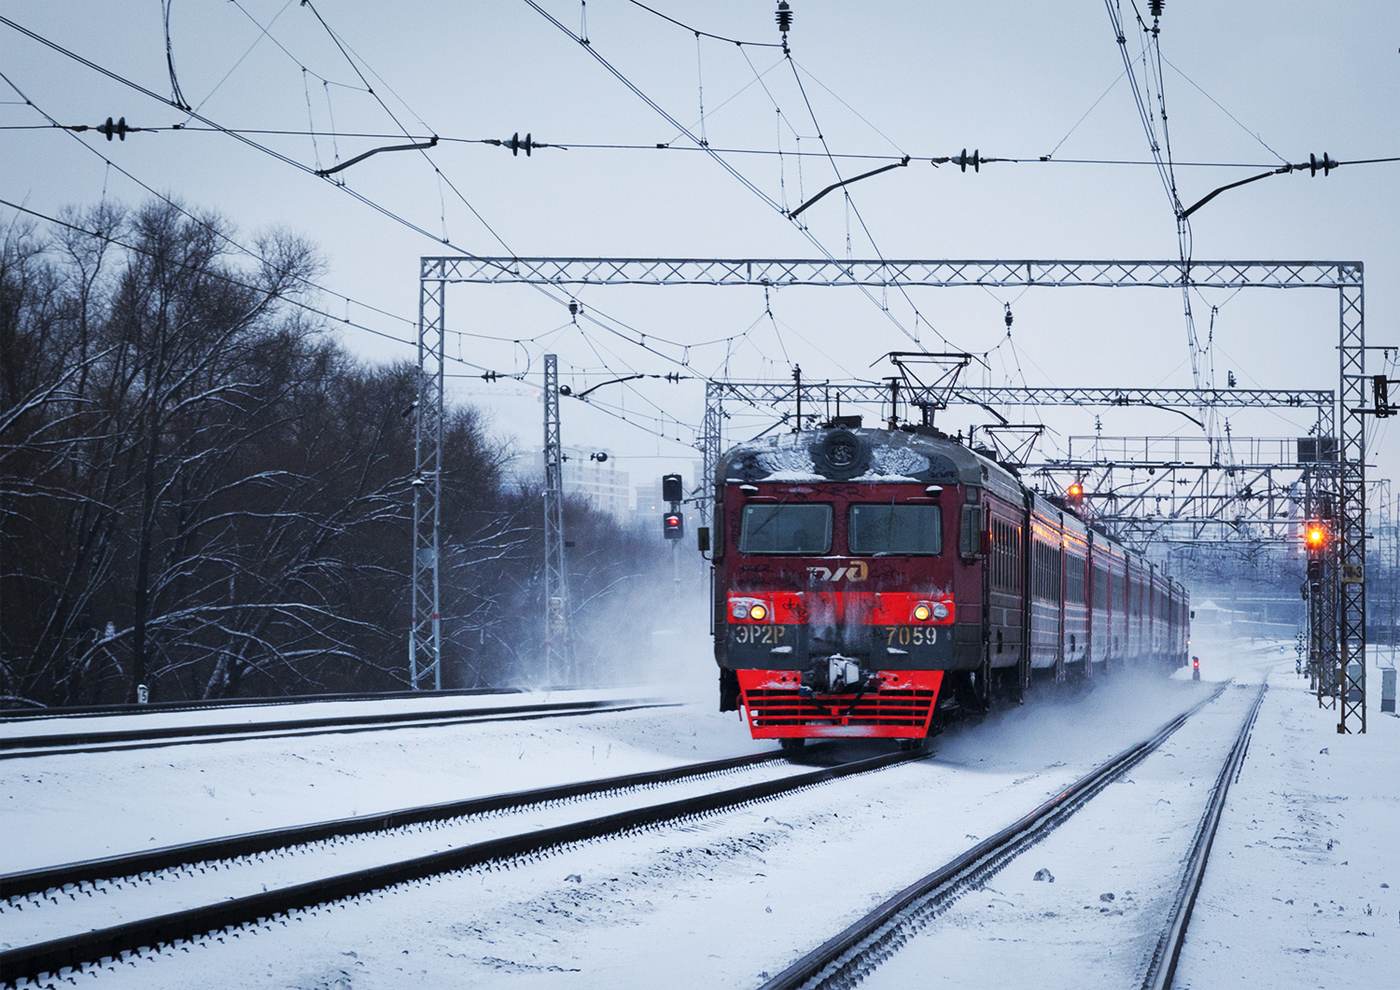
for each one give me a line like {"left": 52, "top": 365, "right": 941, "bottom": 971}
{"left": 0, "top": 17, "right": 774, "bottom": 397}
{"left": 8, "top": 124, "right": 1393, "bottom": 173}
{"left": 621, "top": 0, "right": 783, "bottom": 49}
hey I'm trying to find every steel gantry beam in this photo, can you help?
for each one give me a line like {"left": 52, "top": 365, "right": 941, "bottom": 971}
{"left": 422, "top": 257, "right": 1361, "bottom": 291}
{"left": 418, "top": 256, "right": 1367, "bottom": 730}
{"left": 694, "top": 382, "right": 1332, "bottom": 411}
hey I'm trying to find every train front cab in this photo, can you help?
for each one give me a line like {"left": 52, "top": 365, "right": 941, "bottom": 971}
{"left": 714, "top": 480, "right": 960, "bottom": 741}
{"left": 711, "top": 433, "right": 1014, "bottom": 743}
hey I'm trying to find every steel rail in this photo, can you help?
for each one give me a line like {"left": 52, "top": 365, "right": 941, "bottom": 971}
{"left": 0, "top": 698, "right": 672, "bottom": 760}
{"left": 0, "top": 686, "right": 525, "bottom": 723}
{"left": 0, "top": 749, "right": 800, "bottom": 900}
{"left": 757, "top": 681, "right": 1241, "bottom": 990}
{"left": 0, "top": 749, "right": 924, "bottom": 986}
{"left": 1140, "top": 683, "right": 1268, "bottom": 990}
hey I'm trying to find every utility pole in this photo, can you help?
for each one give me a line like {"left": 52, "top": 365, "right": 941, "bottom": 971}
{"left": 542, "top": 354, "right": 572, "bottom": 685}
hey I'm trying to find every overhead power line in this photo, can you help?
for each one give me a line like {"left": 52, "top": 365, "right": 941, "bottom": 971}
{"left": 622, "top": 0, "right": 784, "bottom": 48}
{"left": 9, "top": 123, "right": 1397, "bottom": 175}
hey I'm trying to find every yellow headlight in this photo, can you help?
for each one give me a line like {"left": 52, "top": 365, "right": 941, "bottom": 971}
{"left": 912, "top": 604, "right": 932, "bottom": 622}
{"left": 749, "top": 603, "right": 768, "bottom": 621}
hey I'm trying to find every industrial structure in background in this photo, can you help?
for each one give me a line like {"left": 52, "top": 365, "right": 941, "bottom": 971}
{"left": 417, "top": 256, "right": 1372, "bottom": 732}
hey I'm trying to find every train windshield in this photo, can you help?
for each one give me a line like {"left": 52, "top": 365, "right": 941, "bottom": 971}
{"left": 848, "top": 504, "right": 942, "bottom": 555}
{"left": 739, "top": 504, "right": 832, "bottom": 555}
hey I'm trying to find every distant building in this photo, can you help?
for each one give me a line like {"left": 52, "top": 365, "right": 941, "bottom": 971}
{"left": 531, "top": 446, "right": 630, "bottom": 521}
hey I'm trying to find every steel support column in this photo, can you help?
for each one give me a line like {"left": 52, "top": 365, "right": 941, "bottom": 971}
{"left": 410, "top": 278, "right": 445, "bottom": 690}
{"left": 700, "top": 383, "right": 724, "bottom": 532}
{"left": 542, "top": 354, "right": 572, "bottom": 685}
{"left": 1338, "top": 281, "right": 1366, "bottom": 732}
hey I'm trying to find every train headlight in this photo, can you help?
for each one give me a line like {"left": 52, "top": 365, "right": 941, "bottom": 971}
{"left": 749, "top": 603, "right": 769, "bottom": 621}
{"left": 912, "top": 603, "right": 932, "bottom": 622}
{"left": 931, "top": 602, "right": 950, "bottom": 620}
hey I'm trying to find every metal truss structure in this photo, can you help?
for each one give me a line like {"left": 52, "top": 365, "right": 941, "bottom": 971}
{"left": 409, "top": 278, "right": 445, "bottom": 691}
{"left": 418, "top": 256, "right": 1367, "bottom": 731}
{"left": 1015, "top": 434, "right": 1331, "bottom": 551}
{"left": 422, "top": 256, "right": 1357, "bottom": 291}
{"left": 542, "top": 354, "right": 572, "bottom": 684}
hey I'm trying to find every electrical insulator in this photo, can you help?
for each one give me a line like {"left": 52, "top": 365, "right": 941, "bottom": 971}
{"left": 955, "top": 148, "right": 980, "bottom": 173}
{"left": 775, "top": 2, "right": 793, "bottom": 36}
{"left": 97, "top": 117, "right": 129, "bottom": 141}
{"left": 1308, "top": 153, "right": 1337, "bottom": 177}
{"left": 1149, "top": 0, "right": 1165, "bottom": 17}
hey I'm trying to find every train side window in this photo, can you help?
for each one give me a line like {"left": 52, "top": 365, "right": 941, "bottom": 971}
{"left": 738, "top": 504, "right": 832, "bottom": 555}
{"left": 848, "top": 504, "right": 942, "bottom": 555}
{"left": 959, "top": 505, "right": 984, "bottom": 559}
{"left": 712, "top": 496, "right": 724, "bottom": 560}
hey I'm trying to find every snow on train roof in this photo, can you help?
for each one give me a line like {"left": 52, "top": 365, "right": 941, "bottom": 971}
{"left": 717, "top": 426, "right": 1014, "bottom": 494}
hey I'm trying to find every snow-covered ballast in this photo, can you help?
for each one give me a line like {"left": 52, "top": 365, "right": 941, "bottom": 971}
{"left": 709, "top": 422, "right": 1189, "bottom": 743}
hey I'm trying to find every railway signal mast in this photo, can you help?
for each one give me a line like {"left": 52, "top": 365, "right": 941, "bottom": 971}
{"left": 663, "top": 473, "right": 685, "bottom": 596}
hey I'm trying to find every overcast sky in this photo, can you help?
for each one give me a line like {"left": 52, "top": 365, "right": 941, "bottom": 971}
{"left": 4, "top": 1, "right": 1398, "bottom": 493}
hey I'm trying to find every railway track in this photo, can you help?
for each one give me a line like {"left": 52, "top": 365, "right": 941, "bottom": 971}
{"left": 0, "top": 695, "right": 673, "bottom": 759}
{"left": 0, "top": 686, "right": 525, "bottom": 723}
{"left": 0, "top": 745, "right": 926, "bottom": 986}
{"left": 757, "top": 680, "right": 1263, "bottom": 990}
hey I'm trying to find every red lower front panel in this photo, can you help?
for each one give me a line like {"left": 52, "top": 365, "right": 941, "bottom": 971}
{"left": 736, "top": 669, "right": 943, "bottom": 739}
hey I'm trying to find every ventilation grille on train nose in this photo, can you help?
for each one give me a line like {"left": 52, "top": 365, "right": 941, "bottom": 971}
{"left": 743, "top": 688, "right": 936, "bottom": 727}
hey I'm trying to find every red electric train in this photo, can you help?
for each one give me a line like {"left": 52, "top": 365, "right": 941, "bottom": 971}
{"left": 708, "top": 420, "right": 1190, "bottom": 749}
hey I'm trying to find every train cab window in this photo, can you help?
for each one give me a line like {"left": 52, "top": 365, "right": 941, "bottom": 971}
{"left": 739, "top": 504, "right": 832, "bottom": 555}
{"left": 848, "top": 504, "right": 942, "bottom": 555}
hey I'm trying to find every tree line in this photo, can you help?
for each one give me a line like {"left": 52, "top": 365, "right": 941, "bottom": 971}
{"left": 1, "top": 200, "right": 672, "bottom": 707}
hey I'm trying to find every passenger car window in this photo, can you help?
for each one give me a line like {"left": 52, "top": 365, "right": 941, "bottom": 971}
{"left": 848, "top": 504, "right": 942, "bottom": 555}
{"left": 739, "top": 504, "right": 833, "bottom": 555}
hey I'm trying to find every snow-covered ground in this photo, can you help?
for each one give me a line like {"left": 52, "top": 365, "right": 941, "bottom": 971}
{"left": 0, "top": 687, "right": 663, "bottom": 743}
{"left": 1176, "top": 644, "right": 1400, "bottom": 988}
{"left": 2, "top": 636, "right": 1395, "bottom": 989}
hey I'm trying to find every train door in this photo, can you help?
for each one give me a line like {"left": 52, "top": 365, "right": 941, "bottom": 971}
{"left": 1062, "top": 525, "right": 1089, "bottom": 677}
{"left": 987, "top": 503, "right": 1023, "bottom": 671}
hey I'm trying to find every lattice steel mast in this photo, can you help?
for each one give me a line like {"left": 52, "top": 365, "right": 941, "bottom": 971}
{"left": 410, "top": 276, "right": 445, "bottom": 690}
{"left": 542, "top": 354, "right": 572, "bottom": 684}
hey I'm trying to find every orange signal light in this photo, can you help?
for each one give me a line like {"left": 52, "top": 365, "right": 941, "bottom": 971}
{"left": 1067, "top": 482, "right": 1084, "bottom": 500}
{"left": 1305, "top": 524, "right": 1327, "bottom": 547}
